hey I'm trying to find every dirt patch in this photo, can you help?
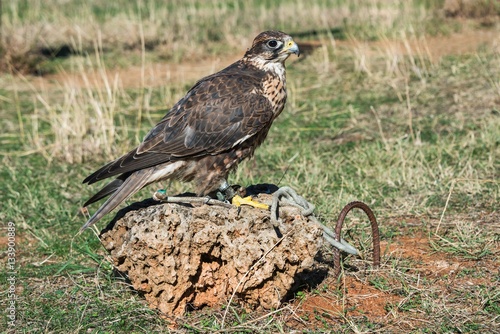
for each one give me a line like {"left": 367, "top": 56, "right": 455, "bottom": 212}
{"left": 299, "top": 276, "right": 402, "bottom": 317}
{"left": 25, "top": 26, "right": 499, "bottom": 92}
{"left": 286, "top": 216, "right": 499, "bottom": 331}
{"left": 31, "top": 54, "right": 241, "bottom": 91}
{"left": 335, "top": 27, "right": 500, "bottom": 63}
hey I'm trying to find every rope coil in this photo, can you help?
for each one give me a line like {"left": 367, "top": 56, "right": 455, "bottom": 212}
{"left": 270, "top": 186, "right": 359, "bottom": 256}
{"left": 271, "top": 187, "right": 380, "bottom": 278}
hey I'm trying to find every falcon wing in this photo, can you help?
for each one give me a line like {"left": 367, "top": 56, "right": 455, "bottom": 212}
{"left": 83, "top": 70, "right": 274, "bottom": 185}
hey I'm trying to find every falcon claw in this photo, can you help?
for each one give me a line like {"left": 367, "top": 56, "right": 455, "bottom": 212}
{"left": 216, "top": 191, "right": 227, "bottom": 202}
{"left": 231, "top": 195, "right": 269, "bottom": 210}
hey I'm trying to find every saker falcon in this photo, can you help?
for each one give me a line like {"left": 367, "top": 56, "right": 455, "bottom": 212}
{"left": 81, "top": 31, "right": 299, "bottom": 230}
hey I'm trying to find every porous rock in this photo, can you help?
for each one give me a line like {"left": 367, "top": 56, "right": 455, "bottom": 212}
{"left": 100, "top": 194, "right": 324, "bottom": 315}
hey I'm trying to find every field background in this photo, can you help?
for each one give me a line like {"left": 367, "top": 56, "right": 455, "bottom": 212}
{"left": 1, "top": 0, "right": 499, "bottom": 332}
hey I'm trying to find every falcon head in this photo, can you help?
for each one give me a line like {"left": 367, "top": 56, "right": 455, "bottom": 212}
{"left": 244, "top": 31, "right": 300, "bottom": 64}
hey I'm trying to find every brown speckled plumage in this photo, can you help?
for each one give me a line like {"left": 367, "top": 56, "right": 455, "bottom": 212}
{"left": 81, "top": 31, "right": 299, "bottom": 230}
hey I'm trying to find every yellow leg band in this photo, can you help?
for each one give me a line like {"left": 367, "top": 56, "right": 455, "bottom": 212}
{"left": 231, "top": 195, "right": 269, "bottom": 209}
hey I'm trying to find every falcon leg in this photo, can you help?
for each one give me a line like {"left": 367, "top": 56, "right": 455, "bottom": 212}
{"left": 153, "top": 183, "right": 269, "bottom": 210}
{"left": 153, "top": 188, "right": 233, "bottom": 208}
{"left": 218, "top": 181, "right": 269, "bottom": 210}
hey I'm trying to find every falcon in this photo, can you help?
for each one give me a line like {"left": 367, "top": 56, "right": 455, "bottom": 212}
{"left": 81, "top": 31, "right": 299, "bottom": 230}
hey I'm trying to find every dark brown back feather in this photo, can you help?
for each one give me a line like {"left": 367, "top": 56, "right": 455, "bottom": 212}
{"left": 83, "top": 61, "right": 274, "bottom": 185}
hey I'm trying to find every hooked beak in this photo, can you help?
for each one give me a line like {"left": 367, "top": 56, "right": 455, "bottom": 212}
{"left": 282, "top": 39, "right": 300, "bottom": 57}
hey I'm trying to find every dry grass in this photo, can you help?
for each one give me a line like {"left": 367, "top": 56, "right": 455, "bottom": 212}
{"left": 1, "top": 0, "right": 463, "bottom": 74}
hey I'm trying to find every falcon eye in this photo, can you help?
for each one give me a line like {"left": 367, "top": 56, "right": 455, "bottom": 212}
{"left": 267, "top": 40, "right": 279, "bottom": 48}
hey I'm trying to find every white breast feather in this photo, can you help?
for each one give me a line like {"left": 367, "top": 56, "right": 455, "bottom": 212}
{"left": 251, "top": 58, "right": 286, "bottom": 81}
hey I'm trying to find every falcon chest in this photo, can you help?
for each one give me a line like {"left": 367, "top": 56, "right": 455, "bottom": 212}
{"left": 261, "top": 63, "right": 287, "bottom": 116}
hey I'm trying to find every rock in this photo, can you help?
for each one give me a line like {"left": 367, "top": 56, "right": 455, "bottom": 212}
{"left": 99, "top": 194, "right": 324, "bottom": 315}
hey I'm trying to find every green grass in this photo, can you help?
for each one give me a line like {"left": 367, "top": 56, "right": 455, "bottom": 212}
{"left": 1, "top": 0, "right": 499, "bottom": 332}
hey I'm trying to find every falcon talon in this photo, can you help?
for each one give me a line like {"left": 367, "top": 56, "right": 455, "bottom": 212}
{"left": 216, "top": 191, "right": 226, "bottom": 202}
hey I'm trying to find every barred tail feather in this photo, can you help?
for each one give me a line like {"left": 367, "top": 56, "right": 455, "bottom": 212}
{"left": 83, "top": 178, "right": 125, "bottom": 207}
{"left": 80, "top": 169, "right": 153, "bottom": 231}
